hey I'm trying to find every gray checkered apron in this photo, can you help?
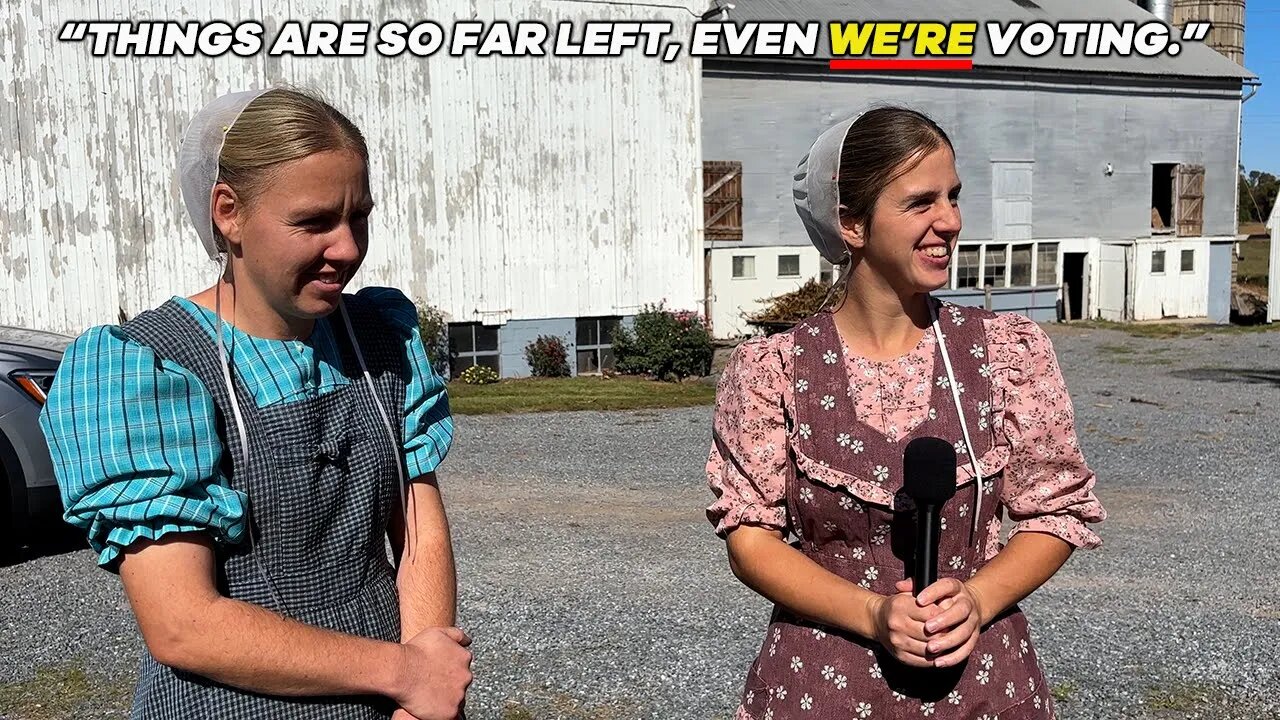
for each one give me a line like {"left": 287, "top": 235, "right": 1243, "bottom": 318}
{"left": 120, "top": 295, "right": 404, "bottom": 719}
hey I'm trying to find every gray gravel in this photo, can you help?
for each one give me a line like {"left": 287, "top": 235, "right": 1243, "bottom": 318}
{"left": 3, "top": 323, "right": 1280, "bottom": 719}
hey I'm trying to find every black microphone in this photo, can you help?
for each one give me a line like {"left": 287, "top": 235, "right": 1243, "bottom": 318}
{"left": 903, "top": 437, "right": 958, "bottom": 597}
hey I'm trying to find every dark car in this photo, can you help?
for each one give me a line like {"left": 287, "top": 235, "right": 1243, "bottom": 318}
{"left": 0, "top": 325, "right": 71, "bottom": 553}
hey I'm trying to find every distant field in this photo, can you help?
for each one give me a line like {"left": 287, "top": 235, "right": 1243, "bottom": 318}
{"left": 1237, "top": 238, "right": 1270, "bottom": 285}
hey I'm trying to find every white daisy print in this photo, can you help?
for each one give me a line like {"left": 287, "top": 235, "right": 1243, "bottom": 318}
{"left": 837, "top": 433, "right": 852, "bottom": 447}
{"left": 851, "top": 547, "right": 866, "bottom": 560}
{"left": 820, "top": 395, "right": 836, "bottom": 410}
{"left": 873, "top": 465, "right": 890, "bottom": 482}
{"left": 921, "top": 701, "right": 936, "bottom": 716}
{"left": 869, "top": 663, "right": 882, "bottom": 680}
{"left": 947, "top": 691, "right": 962, "bottom": 705}
{"left": 1020, "top": 639, "right": 1029, "bottom": 656}
{"left": 892, "top": 691, "right": 907, "bottom": 702}
{"left": 954, "top": 381, "right": 965, "bottom": 395}
{"left": 776, "top": 686, "right": 788, "bottom": 701}
{"left": 951, "top": 313, "right": 966, "bottom": 326}
{"left": 949, "top": 556, "right": 964, "bottom": 570}
{"left": 764, "top": 709, "right": 774, "bottom": 720}
{"left": 821, "top": 665, "right": 835, "bottom": 681}
{"left": 864, "top": 566, "right": 879, "bottom": 581}
{"left": 796, "top": 379, "right": 810, "bottom": 393}
{"left": 838, "top": 496, "right": 853, "bottom": 510}
{"left": 800, "top": 487, "right": 814, "bottom": 503}
{"left": 978, "top": 400, "right": 991, "bottom": 416}
{"left": 833, "top": 674, "right": 847, "bottom": 690}
{"left": 958, "top": 504, "right": 969, "bottom": 518}
{"left": 746, "top": 691, "right": 755, "bottom": 705}
{"left": 823, "top": 350, "right": 838, "bottom": 365}
{"left": 798, "top": 423, "right": 812, "bottom": 439}
{"left": 1006, "top": 681, "right": 1016, "bottom": 698}
{"left": 928, "top": 407, "right": 937, "bottom": 420}
{"left": 940, "top": 516, "right": 948, "bottom": 530}
{"left": 793, "top": 345, "right": 804, "bottom": 357}
{"left": 980, "top": 653, "right": 994, "bottom": 669}
{"left": 790, "top": 656, "right": 803, "bottom": 672}
{"left": 811, "top": 628, "right": 827, "bottom": 640}
{"left": 954, "top": 440, "right": 967, "bottom": 455}
{"left": 850, "top": 439, "right": 865, "bottom": 454}
{"left": 800, "top": 694, "right": 813, "bottom": 710}
{"left": 856, "top": 702, "right": 873, "bottom": 718}
{"left": 1028, "top": 677, "right": 1036, "bottom": 692}
{"left": 1002, "top": 633, "right": 1010, "bottom": 649}
{"left": 936, "top": 375, "right": 951, "bottom": 389}
{"left": 976, "top": 670, "right": 990, "bottom": 685}
{"left": 823, "top": 521, "right": 837, "bottom": 533}
{"left": 1034, "top": 695, "right": 1042, "bottom": 709}
{"left": 808, "top": 325, "right": 821, "bottom": 336}
{"left": 969, "top": 344, "right": 985, "bottom": 358}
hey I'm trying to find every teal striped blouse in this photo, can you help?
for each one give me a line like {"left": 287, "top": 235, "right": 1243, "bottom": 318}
{"left": 38, "top": 287, "right": 454, "bottom": 569}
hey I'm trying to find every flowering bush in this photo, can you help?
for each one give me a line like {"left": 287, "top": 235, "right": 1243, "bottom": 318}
{"left": 612, "top": 303, "right": 713, "bottom": 381}
{"left": 458, "top": 365, "right": 499, "bottom": 385}
{"left": 524, "top": 335, "right": 571, "bottom": 377}
{"left": 415, "top": 303, "right": 451, "bottom": 378}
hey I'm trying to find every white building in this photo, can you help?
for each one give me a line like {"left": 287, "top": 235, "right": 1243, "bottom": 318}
{"left": 700, "top": 0, "right": 1255, "bottom": 338}
{"left": 0, "top": 1, "right": 704, "bottom": 377}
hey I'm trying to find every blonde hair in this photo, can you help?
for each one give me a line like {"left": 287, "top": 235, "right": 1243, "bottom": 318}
{"left": 215, "top": 87, "right": 368, "bottom": 237}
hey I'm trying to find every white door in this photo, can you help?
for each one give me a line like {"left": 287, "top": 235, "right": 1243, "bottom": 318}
{"left": 992, "top": 161, "right": 1033, "bottom": 242}
{"left": 1097, "top": 243, "right": 1128, "bottom": 321}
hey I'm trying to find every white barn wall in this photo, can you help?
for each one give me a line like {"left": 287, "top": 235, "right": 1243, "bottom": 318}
{"left": 0, "top": 0, "right": 702, "bottom": 335}
{"left": 1131, "top": 237, "right": 1212, "bottom": 319}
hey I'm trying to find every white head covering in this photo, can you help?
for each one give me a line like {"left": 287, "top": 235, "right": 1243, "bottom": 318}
{"left": 793, "top": 112, "right": 864, "bottom": 265}
{"left": 178, "top": 89, "right": 271, "bottom": 259}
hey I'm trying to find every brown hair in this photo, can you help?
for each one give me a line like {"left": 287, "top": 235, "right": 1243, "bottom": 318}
{"left": 214, "top": 87, "right": 368, "bottom": 245}
{"left": 836, "top": 106, "right": 954, "bottom": 233}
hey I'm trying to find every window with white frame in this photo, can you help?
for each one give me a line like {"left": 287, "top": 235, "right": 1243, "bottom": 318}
{"left": 983, "top": 244, "right": 1009, "bottom": 288}
{"left": 732, "top": 255, "right": 755, "bottom": 279}
{"left": 955, "top": 247, "right": 980, "bottom": 288}
{"left": 575, "top": 316, "right": 620, "bottom": 374}
{"left": 952, "top": 240, "right": 1060, "bottom": 289}
{"left": 1152, "top": 250, "right": 1166, "bottom": 274}
{"left": 1036, "top": 243, "right": 1059, "bottom": 285}
{"left": 778, "top": 254, "right": 801, "bottom": 278}
{"left": 1181, "top": 248, "right": 1195, "bottom": 273}
{"left": 1010, "top": 244, "right": 1033, "bottom": 286}
{"left": 449, "top": 323, "right": 500, "bottom": 376}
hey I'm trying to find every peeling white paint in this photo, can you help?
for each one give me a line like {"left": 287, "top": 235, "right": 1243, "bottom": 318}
{"left": 2, "top": 0, "right": 703, "bottom": 334}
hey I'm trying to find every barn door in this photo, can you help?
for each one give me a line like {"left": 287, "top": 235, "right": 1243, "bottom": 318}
{"left": 1176, "top": 164, "right": 1205, "bottom": 237}
{"left": 703, "top": 161, "right": 743, "bottom": 241}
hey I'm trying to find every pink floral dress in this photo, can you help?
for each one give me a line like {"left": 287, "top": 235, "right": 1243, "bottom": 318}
{"left": 707, "top": 301, "right": 1105, "bottom": 719}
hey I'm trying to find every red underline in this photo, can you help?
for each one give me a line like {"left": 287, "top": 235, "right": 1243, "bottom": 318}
{"left": 828, "top": 58, "right": 974, "bottom": 71}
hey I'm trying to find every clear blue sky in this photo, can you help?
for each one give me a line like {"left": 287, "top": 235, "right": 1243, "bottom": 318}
{"left": 1242, "top": 2, "right": 1279, "bottom": 175}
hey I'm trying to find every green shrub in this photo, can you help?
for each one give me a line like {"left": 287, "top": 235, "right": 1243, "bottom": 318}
{"left": 524, "top": 335, "right": 571, "bottom": 377}
{"left": 416, "top": 303, "right": 450, "bottom": 378}
{"left": 458, "top": 365, "right": 499, "bottom": 385}
{"left": 612, "top": 303, "right": 713, "bottom": 381}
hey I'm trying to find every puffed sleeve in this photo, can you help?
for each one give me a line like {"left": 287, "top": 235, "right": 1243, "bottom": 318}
{"left": 988, "top": 315, "right": 1105, "bottom": 549}
{"left": 37, "top": 326, "right": 246, "bottom": 570}
{"left": 706, "top": 336, "right": 792, "bottom": 538}
{"left": 356, "top": 287, "right": 454, "bottom": 478}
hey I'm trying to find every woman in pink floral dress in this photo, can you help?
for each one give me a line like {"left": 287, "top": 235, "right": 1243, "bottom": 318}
{"left": 707, "top": 107, "right": 1106, "bottom": 720}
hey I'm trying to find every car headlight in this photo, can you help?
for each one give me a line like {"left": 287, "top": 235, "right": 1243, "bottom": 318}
{"left": 10, "top": 370, "right": 56, "bottom": 406}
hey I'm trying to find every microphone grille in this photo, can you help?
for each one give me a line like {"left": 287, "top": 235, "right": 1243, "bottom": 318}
{"left": 903, "top": 436, "right": 958, "bottom": 505}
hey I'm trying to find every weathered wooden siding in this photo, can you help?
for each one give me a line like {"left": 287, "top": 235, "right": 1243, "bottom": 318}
{"left": 1, "top": 0, "right": 703, "bottom": 334}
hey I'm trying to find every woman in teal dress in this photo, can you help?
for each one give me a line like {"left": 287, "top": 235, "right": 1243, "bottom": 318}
{"left": 38, "top": 88, "right": 472, "bottom": 720}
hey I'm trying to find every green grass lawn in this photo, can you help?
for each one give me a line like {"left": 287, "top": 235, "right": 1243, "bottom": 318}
{"left": 1075, "top": 318, "right": 1280, "bottom": 339}
{"left": 448, "top": 376, "right": 716, "bottom": 415}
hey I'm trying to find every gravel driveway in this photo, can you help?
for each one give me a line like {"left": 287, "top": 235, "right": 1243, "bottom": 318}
{"left": 3, "top": 323, "right": 1279, "bottom": 719}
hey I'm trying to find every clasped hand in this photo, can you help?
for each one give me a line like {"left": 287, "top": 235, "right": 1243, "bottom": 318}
{"left": 870, "top": 578, "right": 985, "bottom": 669}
